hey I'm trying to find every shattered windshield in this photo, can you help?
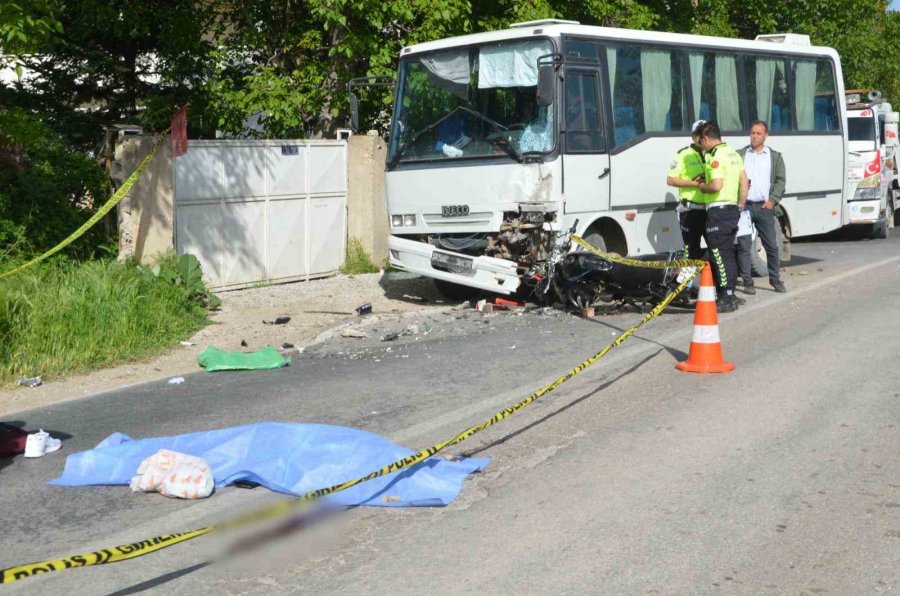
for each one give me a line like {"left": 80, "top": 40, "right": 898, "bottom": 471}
{"left": 388, "top": 39, "right": 556, "bottom": 166}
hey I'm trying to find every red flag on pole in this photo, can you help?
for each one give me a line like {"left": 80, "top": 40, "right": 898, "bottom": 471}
{"left": 170, "top": 105, "right": 188, "bottom": 157}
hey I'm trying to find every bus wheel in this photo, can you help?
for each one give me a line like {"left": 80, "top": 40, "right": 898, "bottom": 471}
{"left": 872, "top": 219, "right": 889, "bottom": 240}
{"left": 579, "top": 231, "right": 607, "bottom": 254}
{"left": 433, "top": 279, "right": 480, "bottom": 301}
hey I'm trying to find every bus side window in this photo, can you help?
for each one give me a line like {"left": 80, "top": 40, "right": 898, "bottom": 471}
{"left": 565, "top": 71, "right": 606, "bottom": 153}
{"left": 743, "top": 55, "right": 792, "bottom": 132}
{"left": 606, "top": 44, "right": 689, "bottom": 148}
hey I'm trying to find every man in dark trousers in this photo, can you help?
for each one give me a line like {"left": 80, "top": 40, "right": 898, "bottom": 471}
{"left": 696, "top": 122, "right": 749, "bottom": 312}
{"left": 666, "top": 120, "right": 711, "bottom": 263}
{"left": 738, "top": 121, "right": 787, "bottom": 293}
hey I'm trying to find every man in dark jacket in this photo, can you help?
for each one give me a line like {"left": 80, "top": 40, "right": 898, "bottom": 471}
{"left": 738, "top": 120, "right": 787, "bottom": 293}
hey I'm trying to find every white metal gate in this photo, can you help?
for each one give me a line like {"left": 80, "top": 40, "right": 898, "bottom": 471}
{"left": 174, "top": 140, "right": 347, "bottom": 290}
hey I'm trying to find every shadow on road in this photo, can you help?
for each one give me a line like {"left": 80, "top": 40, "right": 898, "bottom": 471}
{"left": 106, "top": 562, "right": 212, "bottom": 595}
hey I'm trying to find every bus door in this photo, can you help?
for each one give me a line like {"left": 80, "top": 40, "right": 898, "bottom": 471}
{"left": 562, "top": 67, "right": 611, "bottom": 214}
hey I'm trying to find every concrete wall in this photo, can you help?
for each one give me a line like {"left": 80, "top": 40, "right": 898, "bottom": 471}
{"left": 346, "top": 132, "right": 389, "bottom": 264}
{"left": 113, "top": 135, "right": 175, "bottom": 264}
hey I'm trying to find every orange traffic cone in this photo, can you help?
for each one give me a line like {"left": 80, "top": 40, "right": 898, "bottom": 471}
{"left": 676, "top": 263, "right": 735, "bottom": 374}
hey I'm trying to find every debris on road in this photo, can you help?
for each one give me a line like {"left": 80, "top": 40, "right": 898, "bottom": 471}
{"left": 16, "top": 376, "right": 42, "bottom": 388}
{"left": 167, "top": 377, "right": 186, "bottom": 385}
{"left": 0, "top": 423, "right": 28, "bottom": 457}
{"left": 179, "top": 341, "right": 196, "bottom": 347}
{"left": 281, "top": 342, "right": 295, "bottom": 349}
{"left": 24, "top": 429, "right": 62, "bottom": 458}
{"left": 130, "top": 450, "right": 213, "bottom": 500}
{"left": 475, "top": 299, "right": 494, "bottom": 313}
{"left": 197, "top": 346, "right": 290, "bottom": 372}
{"left": 241, "top": 339, "right": 249, "bottom": 347}
{"left": 402, "top": 294, "right": 426, "bottom": 301}
{"left": 263, "top": 316, "right": 291, "bottom": 325}
{"left": 381, "top": 332, "right": 400, "bottom": 342}
{"left": 580, "top": 307, "right": 595, "bottom": 318}
{"left": 402, "top": 324, "right": 419, "bottom": 336}
{"left": 355, "top": 303, "right": 372, "bottom": 315}
{"left": 340, "top": 327, "right": 368, "bottom": 339}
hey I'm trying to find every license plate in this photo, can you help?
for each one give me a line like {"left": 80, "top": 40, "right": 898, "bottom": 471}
{"left": 676, "top": 266, "right": 698, "bottom": 284}
{"left": 431, "top": 251, "right": 475, "bottom": 276}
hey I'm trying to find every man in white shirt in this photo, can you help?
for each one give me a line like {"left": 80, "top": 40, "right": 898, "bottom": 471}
{"left": 738, "top": 121, "right": 787, "bottom": 293}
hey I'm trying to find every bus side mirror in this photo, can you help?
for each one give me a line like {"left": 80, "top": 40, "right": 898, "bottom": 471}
{"left": 350, "top": 93, "right": 360, "bottom": 132}
{"left": 537, "top": 64, "right": 555, "bottom": 107}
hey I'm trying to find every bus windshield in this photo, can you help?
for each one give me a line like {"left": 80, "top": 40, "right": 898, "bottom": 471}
{"left": 388, "top": 39, "right": 555, "bottom": 167}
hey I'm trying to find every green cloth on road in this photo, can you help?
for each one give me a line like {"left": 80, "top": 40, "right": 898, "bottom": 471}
{"left": 197, "top": 346, "right": 290, "bottom": 372}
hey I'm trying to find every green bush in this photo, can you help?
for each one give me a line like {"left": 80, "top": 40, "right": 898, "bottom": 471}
{"left": 0, "top": 108, "right": 109, "bottom": 260}
{"left": 0, "top": 258, "right": 210, "bottom": 384}
{"left": 340, "top": 237, "right": 379, "bottom": 275}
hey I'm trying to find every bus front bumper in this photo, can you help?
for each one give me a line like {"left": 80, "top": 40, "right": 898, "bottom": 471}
{"left": 845, "top": 200, "right": 884, "bottom": 225}
{"left": 388, "top": 236, "right": 521, "bottom": 295}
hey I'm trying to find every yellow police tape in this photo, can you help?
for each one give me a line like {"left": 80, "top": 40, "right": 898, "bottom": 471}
{"left": 0, "top": 238, "right": 707, "bottom": 584}
{"left": 0, "top": 134, "right": 167, "bottom": 282}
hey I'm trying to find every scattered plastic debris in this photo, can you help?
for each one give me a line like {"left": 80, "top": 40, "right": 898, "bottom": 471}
{"left": 402, "top": 294, "right": 425, "bottom": 301}
{"left": 241, "top": 339, "right": 249, "bottom": 347}
{"left": 179, "top": 341, "right": 196, "bottom": 347}
{"left": 381, "top": 332, "right": 400, "bottom": 342}
{"left": 263, "top": 316, "right": 291, "bottom": 325}
{"left": 340, "top": 328, "right": 368, "bottom": 339}
{"left": 402, "top": 324, "right": 419, "bottom": 336}
{"left": 356, "top": 303, "right": 373, "bottom": 315}
{"left": 281, "top": 342, "right": 295, "bottom": 349}
{"left": 475, "top": 299, "right": 494, "bottom": 313}
{"left": 197, "top": 346, "right": 290, "bottom": 372}
{"left": 16, "top": 376, "right": 42, "bottom": 388}
{"left": 509, "top": 345, "right": 516, "bottom": 350}
{"left": 167, "top": 377, "right": 185, "bottom": 385}
{"left": 495, "top": 297, "right": 525, "bottom": 308}
{"left": 130, "top": 450, "right": 213, "bottom": 499}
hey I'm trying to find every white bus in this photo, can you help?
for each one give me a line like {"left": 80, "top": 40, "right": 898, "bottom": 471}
{"left": 384, "top": 20, "right": 847, "bottom": 297}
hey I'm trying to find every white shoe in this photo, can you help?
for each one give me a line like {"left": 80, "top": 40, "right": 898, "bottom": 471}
{"left": 23, "top": 429, "right": 61, "bottom": 458}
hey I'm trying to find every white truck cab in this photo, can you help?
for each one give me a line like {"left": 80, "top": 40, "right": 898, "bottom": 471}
{"left": 844, "top": 90, "right": 900, "bottom": 238}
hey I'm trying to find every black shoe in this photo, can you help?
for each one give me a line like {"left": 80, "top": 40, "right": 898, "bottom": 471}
{"left": 716, "top": 297, "right": 738, "bottom": 313}
{"left": 742, "top": 284, "right": 756, "bottom": 295}
{"left": 771, "top": 280, "right": 786, "bottom": 293}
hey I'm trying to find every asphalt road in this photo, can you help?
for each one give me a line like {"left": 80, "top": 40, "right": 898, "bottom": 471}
{"left": 3, "top": 229, "right": 900, "bottom": 594}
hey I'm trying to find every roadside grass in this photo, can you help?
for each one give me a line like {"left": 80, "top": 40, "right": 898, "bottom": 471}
{"left": 0, "top": 258, "right": 210, "bottom": 385}
{"left": 340, "top": 236, "right": 380, "bottom": 274}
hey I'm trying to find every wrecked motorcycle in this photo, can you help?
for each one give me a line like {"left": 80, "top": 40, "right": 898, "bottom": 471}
{"left": 526, "top": 223, "right": 697, "bottom": 312}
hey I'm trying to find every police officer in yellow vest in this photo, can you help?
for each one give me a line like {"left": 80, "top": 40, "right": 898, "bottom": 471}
{"left": 666, "top": 120, "right": 711, "bottom": 265}
{"left": 696, "top": 121, "right": 749, "bottom": 312}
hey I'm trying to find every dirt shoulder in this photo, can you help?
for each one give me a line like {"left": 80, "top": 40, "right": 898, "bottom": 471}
{"left": 0, "top": 271, "right": 453, "bottom": 417}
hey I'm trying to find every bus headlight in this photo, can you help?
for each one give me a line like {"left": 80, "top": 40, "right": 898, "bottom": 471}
{"left": 391, "top": 214, "right": 417, "bottom": 227}
{"left": 854, "top": 174, "right": 882, "bottom": 200}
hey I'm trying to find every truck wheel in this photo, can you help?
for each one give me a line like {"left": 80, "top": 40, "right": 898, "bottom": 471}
{"left": 433, "top": 279, "right": 480, "bottom": 301}
{"left": 872, "top": 219, "right": 889, "bottom": 240}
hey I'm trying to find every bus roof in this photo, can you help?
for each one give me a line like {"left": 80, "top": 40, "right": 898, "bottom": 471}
{"left": 400, "top": 24, "right": 840, "bottom": 61}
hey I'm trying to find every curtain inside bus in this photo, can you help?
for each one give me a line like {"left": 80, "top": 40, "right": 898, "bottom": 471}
{"left": 420, "top": 49, "right": 471, "bottom": 99}
{"left": 640, "top": 49, "right": 671, "bottom": 131}
{"left": 478, "top": 40, "right": 546, "bottom": 88}
{"left": 755, "top": 58, "right": 776, "bottom": 125}
{"left": 689, "top": 53, "right": 703, "bottom": 122}
{"left": 714, "top": 55, "right": 741, "bottom": 130}
{"left": 794, "top": 59, "right": 817, "bottom": 130}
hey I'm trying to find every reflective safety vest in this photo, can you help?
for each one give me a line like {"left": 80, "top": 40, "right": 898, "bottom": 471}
{"left": 668, "top": 144, "right": 713, "bottom": 203}
{"left": 704, "top": 143, "right": 744, "bottom": 205}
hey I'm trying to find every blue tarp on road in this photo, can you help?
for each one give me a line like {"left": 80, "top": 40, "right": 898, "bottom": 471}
{"left": 50, "top": 422, "right": 490, "bottom": 507}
